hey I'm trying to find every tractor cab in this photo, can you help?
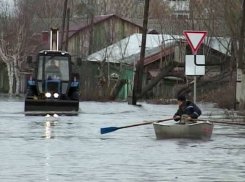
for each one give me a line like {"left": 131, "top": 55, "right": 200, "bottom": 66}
{"left": 36, "top": 51, "right": 71, "bottom": 99}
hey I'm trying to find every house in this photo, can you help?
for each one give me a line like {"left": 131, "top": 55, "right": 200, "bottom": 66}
{"left": 66, "top": 14, "right": 143, "bottom": 58}
{"left": 85, "top": 33, "right": 232, "bottom": 100}
{"left": 168, "top": 0, "right": 190, "bottom": 19}
{"left": 86, "top": 33, "right": 183, "bottom": 100}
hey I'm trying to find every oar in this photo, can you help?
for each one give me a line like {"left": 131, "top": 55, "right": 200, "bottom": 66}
{"left": 100, "top": 118, "right": 173, "bottom": 134}
{"left": 196, "top": 119, "right": 245, "bottom": 126}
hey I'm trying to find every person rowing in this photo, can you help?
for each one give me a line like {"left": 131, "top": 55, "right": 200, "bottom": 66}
{"left": 173, "top": 95, "right": 202, "bottom": 124}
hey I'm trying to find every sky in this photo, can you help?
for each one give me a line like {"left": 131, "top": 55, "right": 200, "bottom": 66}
{"left": 1, "top": 0, "right": 14, "bottom": 6}
{"left": 0, "top": 0, "right": 15, "bottom": 13}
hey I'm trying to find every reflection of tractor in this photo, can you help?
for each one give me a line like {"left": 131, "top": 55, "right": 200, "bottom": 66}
{"left": 25, "top": 28, "right": 81, "bottom": 114}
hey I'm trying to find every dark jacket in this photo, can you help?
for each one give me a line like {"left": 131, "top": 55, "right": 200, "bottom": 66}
{"left": 174, "top": 101, "right": 202, "bottom": 121}
{"left": 46, "top": 65, "right": 62, "bottom": 78}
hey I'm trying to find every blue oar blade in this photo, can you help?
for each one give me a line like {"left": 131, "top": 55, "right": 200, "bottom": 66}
{"left": 100, "top": 127, "right": 119, "bottom": 134}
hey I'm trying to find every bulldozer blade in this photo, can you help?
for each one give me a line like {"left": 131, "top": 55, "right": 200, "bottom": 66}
{"left": 24, "top": 99, "right": 79, "bottom": 115}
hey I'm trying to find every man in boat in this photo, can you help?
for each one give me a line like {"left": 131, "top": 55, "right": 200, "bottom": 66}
{"left": 173, "top": 95, "right": 202, "bottom": 123}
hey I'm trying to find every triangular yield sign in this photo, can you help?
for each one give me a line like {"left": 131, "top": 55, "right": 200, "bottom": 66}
{"left": 183, "top": 31, "right": 207, "bottom": 53}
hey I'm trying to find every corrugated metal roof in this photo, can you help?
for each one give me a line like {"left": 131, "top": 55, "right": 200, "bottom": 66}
{"left": 204, "top": 37, "right": 231, "bottom": 55}
{"left": 87, "top": 33, "right": 179, "bottom": 64}
{"left": 143, "top": 46, "right": 176, "bottom": 66}
{"left": 87, "top": 33, "right": 231, "bottom": 65}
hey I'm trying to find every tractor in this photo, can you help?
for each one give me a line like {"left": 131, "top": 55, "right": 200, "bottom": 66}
{"left": 24, "top": 28, "right": 81, "bottom": 114}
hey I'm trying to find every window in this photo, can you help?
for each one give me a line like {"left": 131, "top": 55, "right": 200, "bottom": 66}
{"left": 37, "top": 55, "right": 70, "bottom": 81}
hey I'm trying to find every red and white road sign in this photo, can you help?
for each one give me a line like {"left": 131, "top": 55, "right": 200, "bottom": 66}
{"left": 183, "top": 31, "right": 207, "bottom": 53}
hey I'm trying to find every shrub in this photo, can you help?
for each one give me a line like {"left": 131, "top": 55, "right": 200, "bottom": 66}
{"left": 199, "top": 83, "right": 235, "bottom": 110}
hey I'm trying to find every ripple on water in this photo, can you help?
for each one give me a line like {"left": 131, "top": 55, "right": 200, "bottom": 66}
{"left": 0, "top": 100, "right": 244, "bottom": 182}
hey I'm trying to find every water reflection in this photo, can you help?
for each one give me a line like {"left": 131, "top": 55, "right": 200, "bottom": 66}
{"left": 44, "top": 119, "right": 58, "bottom": 139}
{"left": 45, "top": 121, "right": 51, "bottom": 139}
{"left": 44, "top": 116, "right": 59, "bottom": 181}
{"left": 45, "top": 142, "right": 50, "bottom": 182}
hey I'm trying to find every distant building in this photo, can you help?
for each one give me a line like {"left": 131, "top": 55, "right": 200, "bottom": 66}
{"left": 168, "top": 0, "right": 190, "bottom": 19}
{"left": 97, "top": 0, "right": 134, "bottom": 19}
{"left": 66, "top": 14, "right": 143, "bottom": 58}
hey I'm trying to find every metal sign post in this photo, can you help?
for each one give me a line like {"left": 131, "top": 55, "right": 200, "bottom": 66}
{"left": 193, "top": 53, "right": 197, "bottom": 103}
{"left": 185, "top": 55, "right": 205, "bottom": 104}
{"left": 183, "top": 31, "right": 207, "bottom": 104}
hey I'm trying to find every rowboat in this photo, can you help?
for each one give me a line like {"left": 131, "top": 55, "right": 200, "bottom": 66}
{"left": 153, "top": 121, "right": 214, "bottom": 140}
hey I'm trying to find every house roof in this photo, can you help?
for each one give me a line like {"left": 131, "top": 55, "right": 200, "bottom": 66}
{"left": 144, "top": 46, "right": 176, "bottom": 66}
{"left": 87, "top": 33, "right": 231, "bottom": 67}
{"left": 87, "top": 33, "right": 180, "bottom": 65}
{"left": 205, "top": 37, "right": 231, "bottom": 55}
{"left": 68, "top": 14, "right": 143, "bottom": 39}
{"left": 147, "top": 29, "right": 159, "bottom": 34}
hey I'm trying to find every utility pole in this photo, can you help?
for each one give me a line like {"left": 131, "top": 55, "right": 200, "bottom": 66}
{"left": 88, "top": 0, "right": 94, "bottom": 55}
{"left": 189, "top": 0, "right": 195, "bottom": 30}
{"left": 238, "top": 0, "right": 245, "bottom": 69}
{"left": 65, "top": 8, "right": 70, "bottom": 51}
{"left": 132, "top": 0, "right": 150, "bottom": 105}
{"left": 238, "top": 0, "right": 245, "bottom": 110}
{"left": 61, "top": 0, "right": 68, "bottom": 50}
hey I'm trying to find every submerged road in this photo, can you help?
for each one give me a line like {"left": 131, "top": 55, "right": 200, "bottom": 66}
{"left": 0, "top": 97, "right": 244, "bottom": 181}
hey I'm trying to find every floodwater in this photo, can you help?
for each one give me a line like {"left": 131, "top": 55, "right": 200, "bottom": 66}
{"left": 0, "top": 96, "right": 245, "bottom": 182}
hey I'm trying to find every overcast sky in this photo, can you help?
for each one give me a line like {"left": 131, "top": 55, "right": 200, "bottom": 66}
{"left": 2, "top": 0, "right": 14, "bottom": 5}
{"left": 0, "top": 0, "right": 14, "bottom": 13}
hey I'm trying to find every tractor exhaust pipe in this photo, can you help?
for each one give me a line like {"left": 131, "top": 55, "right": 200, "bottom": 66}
{"left": 50, "top": 28, "right": 59, "bottom": 51}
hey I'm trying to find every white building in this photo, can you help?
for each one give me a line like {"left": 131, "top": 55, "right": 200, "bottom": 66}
{"left": 168, "top": 0, "right": 190, "bottom": 19}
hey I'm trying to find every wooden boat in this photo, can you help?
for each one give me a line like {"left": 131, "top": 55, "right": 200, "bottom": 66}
{"left": 153, "top": 121, "right": 214, "bottom": 140}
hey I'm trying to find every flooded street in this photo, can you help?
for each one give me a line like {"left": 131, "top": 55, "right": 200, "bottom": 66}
{"left": 0, "top": 97, "right": 245, "bottom": 182}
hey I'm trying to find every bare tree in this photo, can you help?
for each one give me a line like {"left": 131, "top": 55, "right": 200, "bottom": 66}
{"left": 19, "top": 0, "right": 65, "bottom": 32}
{"left": 0, "top": 0, "right": 33, "bottom": 95}
{"left": 190, "top": 0, "right": 243, "bottom": 110}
